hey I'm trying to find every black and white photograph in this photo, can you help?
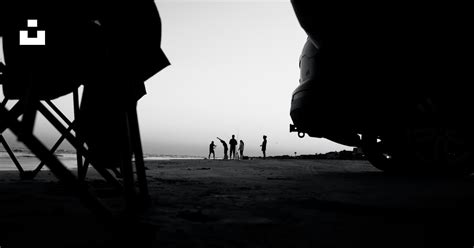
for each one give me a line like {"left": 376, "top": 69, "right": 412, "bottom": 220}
{"left": 1, "top": 1, "right": 473, "bottom": 247}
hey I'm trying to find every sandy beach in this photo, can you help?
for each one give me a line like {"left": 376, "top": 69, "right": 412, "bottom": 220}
{"left": 1, "top": 158, "right": 474, "bottom": 247}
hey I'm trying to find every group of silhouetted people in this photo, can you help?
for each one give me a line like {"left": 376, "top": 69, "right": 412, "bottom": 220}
{"left": 208, "top": 135, "right": 267, "bottom": 160}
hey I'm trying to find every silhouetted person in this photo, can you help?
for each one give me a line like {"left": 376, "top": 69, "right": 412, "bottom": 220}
{"left": 229, "top": 135, "right": 237, "bottom": 160}
{"left": 261, "top": 135, "right": 267, "bottom": 159}
{"left": 238, "top": 140, "right": 245, "bottom": 159}
{"left": 217, "top": 137, "right": 228, "bottom": 160}
{"left": 209, "top": 141, "right": 216, "bottom": 159}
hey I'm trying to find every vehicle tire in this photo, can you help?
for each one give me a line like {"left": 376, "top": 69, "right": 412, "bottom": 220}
{"left": 361, "top": 131, "right": 410, "bottom": 173}
{"left": 363, "top": 128, "right": 474, "bottom": 176}
{"left": 407, "top": 128, "right": 474, "bottom": 176}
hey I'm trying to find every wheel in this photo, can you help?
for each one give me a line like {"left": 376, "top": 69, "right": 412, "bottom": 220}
{"left": 361, "top": 131, "right": 410, "bottom": 173}
{"left": 363, "top": 128, "right": 474, "bottom": 175}
{"left": 407, "top": 128, "right": 474, "bottom": 176}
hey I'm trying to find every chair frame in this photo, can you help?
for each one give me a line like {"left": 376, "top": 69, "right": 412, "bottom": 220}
{"left": 1, "top": 86, "right": 150, "bottom": 215}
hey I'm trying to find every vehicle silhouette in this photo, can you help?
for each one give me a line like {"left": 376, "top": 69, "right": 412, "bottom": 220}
{"left": 289, "top": 1, "right": 474, "bottom": 175}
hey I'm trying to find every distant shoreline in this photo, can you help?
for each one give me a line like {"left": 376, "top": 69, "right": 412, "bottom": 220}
{"left": 1, "top": 148, "right": 365, "bottom": 168}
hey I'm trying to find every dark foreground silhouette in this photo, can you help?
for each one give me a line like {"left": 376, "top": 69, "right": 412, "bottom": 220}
{"left": 1, "top": 0, "right": 169, "bottom": 167}
{"left": 1, "top": 0, "right": 169, "bottom": 216}
{"left": 289, "top": 1, "right": 474, "bottom": 174}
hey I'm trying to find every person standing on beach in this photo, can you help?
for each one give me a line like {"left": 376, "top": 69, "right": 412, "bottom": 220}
{"left": 209, "top": 141, "right": 216, "bottom": 159}
{"left": 229, "top": 135, "right": 238, "bottom": 160}
{"left": 217, "top": 137, "right": 228, "bottom": 160}
{"left": 238, "top": 140, "right": 245, "bottom": 159}
{"left": 260, "top": 135, "right": 267, "bottom": 159}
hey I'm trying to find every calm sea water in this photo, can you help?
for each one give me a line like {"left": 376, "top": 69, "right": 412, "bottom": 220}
{"left": 0, "top": 151, "right": 202, "bottom": 171}
{"left": 0, "top": 152, "right": 78, "bottom": 171}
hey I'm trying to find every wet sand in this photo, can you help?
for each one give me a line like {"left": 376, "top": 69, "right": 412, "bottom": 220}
{"left": 1, "top": 159, "right": 473, "bottom": 247}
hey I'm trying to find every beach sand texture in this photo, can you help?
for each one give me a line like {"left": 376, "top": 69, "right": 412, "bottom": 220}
{"left": 1, "top": 159, "right": 473, "bottom": 247}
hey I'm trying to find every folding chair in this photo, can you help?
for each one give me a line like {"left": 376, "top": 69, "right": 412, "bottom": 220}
{"left": 1, "top": 44, "right": 149, "bottom": 216}
{"left": 1, "top": 86, "right": 126, "bottom": 182}
{"left": 1, "top": 0, "right": 169, "bottom": 216}
{"left": 1, "top": 67, "right": 150, "bottom": 215}
{"left": 1, "top": 88, "right": 83, "bottom": 179}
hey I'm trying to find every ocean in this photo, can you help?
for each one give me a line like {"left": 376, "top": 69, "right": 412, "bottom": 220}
{"left": 0, "top": 151, "right": 79, "bottom": 171}
{"left": 0, "top": 150, "right": 202, "bottom": 171}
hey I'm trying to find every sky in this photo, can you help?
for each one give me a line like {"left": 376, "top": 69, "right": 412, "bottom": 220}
{"left": 1, "top": 1, "right": 350, "bottom": 157}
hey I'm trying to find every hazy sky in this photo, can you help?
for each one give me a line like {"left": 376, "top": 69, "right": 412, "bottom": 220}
{"left": 1, "top": 1, "right": 350, "bottom": 157}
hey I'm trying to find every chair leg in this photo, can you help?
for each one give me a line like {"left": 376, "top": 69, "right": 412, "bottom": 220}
{"left": 1, "top": 105, "right": 111, "bottom": 217}
{"left": 0, "top": 134, "right": 25, "bottom": 174}
{"left": 3, "top": 97, "right": 86, "bottom": 180}
{"left": 79, "top": 159, "right": 90, "bottom": 181}
{"left": 121, "top": 110, "right": 137, "bottom": 211}
{"left": 1, "top": 98, "right": 8, "bottom": 108}
{"left": 128, "top": 107, "right": 150, "bottom": 202}
{"left": 37, "top": 102, "right": 123, "bottom": 191}
{"left": 32, "top": 122, "right": 75, "bottom": 177}
{"left": 20, "top": 88, "right": 38, "bottom": 134}
{"left": 2, "top": 100, "right": 79, "bottom": 180}
{"left": 46, "top": 92, "right": 88, "bottom": 181}
{"left": 73, "top": 90, "right": 86, "bottom": 180}
{"left": 1, "top": 101, "right": 29, "bottom": 133}
{"left": 45, "top": 100, "right": 74, "bottom": 126}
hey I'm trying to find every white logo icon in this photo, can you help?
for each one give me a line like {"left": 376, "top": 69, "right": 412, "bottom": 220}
{"left": 19, "top": 19, "right": 46, "bottom": 46}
